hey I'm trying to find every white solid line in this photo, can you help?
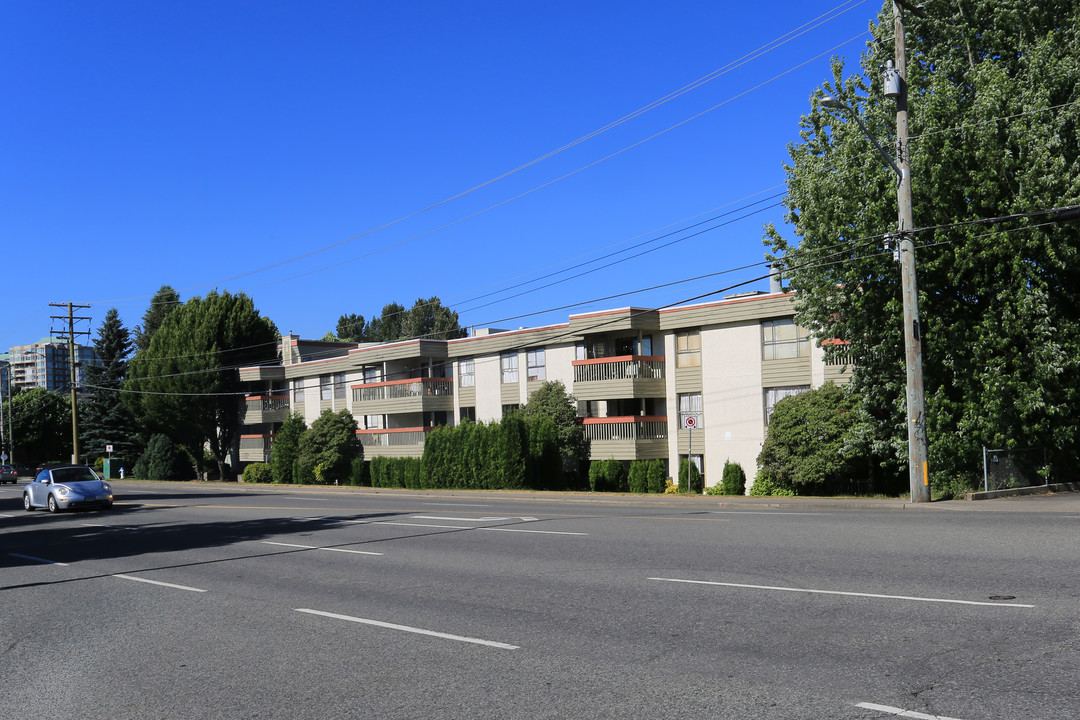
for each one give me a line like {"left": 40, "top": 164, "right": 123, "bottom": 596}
{"left": 648, "top": 578, "right": 1036, "bottom": 608}
{"left": 422, "top": 502, "right": 492, "bottom": 507}
{"left": 261, "top": 541, "right": 383, "bottom": 556}
{"left": 479, "top": 527, "right": 588, "bottom": 536}
{"left": 9, "top": 552, "right": 69, "bottom": 566}
{"left": 0, "top": 513, "right": 14, "bottom": 518}
{"left": 856, "top": 701, "right": 965, "bottom": 719}
{"left": 410, "top": 515, "right": 481, "bottom": 522}
{"left": 375, "top": 521, "right": 472, "bottom": 530}
{"left": 295, "top": 608, "right": 519, "bottom": 649}
{"left": 112, "top": 574, "right": 207, "bottom": 592}
{"left": 707, "top": 510, "right": 832, "bottom": 516}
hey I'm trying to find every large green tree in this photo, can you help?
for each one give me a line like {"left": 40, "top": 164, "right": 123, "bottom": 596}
{"left": 80, "top": 308, "right": 140, "bottom": 463}
{"left": 134, "top": 285, "right": 181, "bottom": 352}
{"left": 296, "top": 409, "right": 361, "bottom": 484}
{"left": 521, "top": 380, "right": 589, "bottom": 478}
{"left": 126, "top": 290, "right": 279, "bottom": 480}
{"left": 765, "top": 1, "right": 1080, "bottom": 490}
{"left": 7, "top": 388, "right": 70, "bottom": 464}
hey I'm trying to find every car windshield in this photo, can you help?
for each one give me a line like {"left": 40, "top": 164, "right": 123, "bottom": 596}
{"left": 52, "top": 467, "right": 100, "bottom": 483}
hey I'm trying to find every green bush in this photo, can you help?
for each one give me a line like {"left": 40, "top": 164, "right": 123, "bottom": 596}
{"left": 678, "top": 458, "right": 703, "bottom": 494}
{"left": 628, "top": 461, "right": 648, "bottom": 493}
{"left": 347, "top": 457, "right": 368, "bottom": 486}
{"left": 646, "top": 459, "right": 667, "bottom": 494}
{"left": 719, "top": 460, "right": 747, "bottom": 495}
{"left": 749, "top": 472, "right": 796, "bottom": 497}
{"left": 133, "top": 434, "right": 193, "bottom": 481}
{"left": 243, "top": 462, "right": 272, "bottom": 484}
{"left": 292, "top": 457, "right": 315, "bottom": 485}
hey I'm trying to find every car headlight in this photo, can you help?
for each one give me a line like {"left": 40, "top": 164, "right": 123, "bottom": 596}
{"left": 102, "top": 484, "right": 111, "bottom": 493}
{"left": 55, "top": 486, "right": 70, "bottom": 496}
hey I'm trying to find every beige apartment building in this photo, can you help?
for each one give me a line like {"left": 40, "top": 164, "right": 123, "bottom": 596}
{"left": 238, "top": 290, "right": 849, "bottom": 489}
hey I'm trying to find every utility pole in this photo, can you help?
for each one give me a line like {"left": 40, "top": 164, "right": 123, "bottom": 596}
{"left": 892, "top": 0, "right": 930, "bottom": 502}
{"left": 50, "top": 302, "right": 92, "bottom": 465}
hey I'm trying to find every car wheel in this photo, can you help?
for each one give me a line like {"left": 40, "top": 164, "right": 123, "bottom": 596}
{"left": 23, "top": 494, "right": 33, "bottom": 512}
{"left": 102, "top": 501, "right": 113, "bottom": 510}
{"left": 48, "top": 495, "right": 59, "bottom": 513}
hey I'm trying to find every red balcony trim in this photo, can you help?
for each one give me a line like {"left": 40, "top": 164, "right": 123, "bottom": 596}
{"left": 240, "top": 434, "right": 277, "bottom": 439}
{"left": 350, "top": 377, "right": 453, "bottom": 390}
{"left": 244, "top": 394, "right": 289, "bottom": 401}
{"left": 355, "top": 426, "right": 436, "bottom": 435}
{"left": 582, "top": 416, "right": 667, "bottom": 425}
{"left": 571, "top": 355, "right": 664, "bottom": 367}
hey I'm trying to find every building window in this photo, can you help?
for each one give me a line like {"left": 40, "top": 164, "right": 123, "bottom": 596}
{"left": 363, "top": 414, "right": 381, "bottom": 430}
{"left": 459, "top": 358, "right": 475, "bottom": 387}
{"left": 762, "top": 319, "right": 810, "bottom": 360}
{"left": 320, "top": 374, "right": 332, "bottom": 401}
{"left": 764, "top": 385, "right": 809, "bottom": 426}
{"left": 459, "top": 406, "right": 476, "bottom": 423}
{"left": 293, "top": 378, "right": 304, "bottom": 403}
{"left": 333, "top": 372, "right": 346, "bottom": 400}
{"left": 678, "top": 392, "right": 703, "bottom": 428}
{"left": 501, "top": 352, "right": 518, "bottom": 384}
{"left": 527, "top": 349, "right": 546, "bottom": 381}
{"left": 676, "top": 331, "right": 701, "bottom": 368}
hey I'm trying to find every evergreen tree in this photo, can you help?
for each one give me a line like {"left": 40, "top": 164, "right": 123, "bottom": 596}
{"left": 270, "top": 413, "right": 306, "bottom": 484}
{"left": 765, "top": 1, "right": 1080, "bottom": 489}
{"left": 134, "top": 285, "right": 181, "bottom": 352}
{"left": 296, "top": 409, "right": 362, "bottom": 485}
{"left": 80, "top": 308, "right": 140, "bottom": 463}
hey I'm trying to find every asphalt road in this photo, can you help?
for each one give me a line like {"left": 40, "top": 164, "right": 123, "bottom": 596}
{"left": 2, "top": 482, "right": 1077, "bottom": 719}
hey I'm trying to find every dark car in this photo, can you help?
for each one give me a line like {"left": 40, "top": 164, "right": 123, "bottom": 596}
{"left": 0, "top": 465, "right": 18, "bottom": 484}
{"left": 23, "top": 465, "right": 114, "bottom": 513}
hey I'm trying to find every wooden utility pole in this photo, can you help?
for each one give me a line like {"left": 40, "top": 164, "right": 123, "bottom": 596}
{"left": 893, "top": 0, "right": 930, "bottom": 502}
{"left": 50, "top": 302, "right": 92, "bottom": 464}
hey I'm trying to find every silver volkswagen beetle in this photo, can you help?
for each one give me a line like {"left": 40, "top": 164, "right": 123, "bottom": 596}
{"left": 23, "top": 465, "right": 114, "bottom": 512}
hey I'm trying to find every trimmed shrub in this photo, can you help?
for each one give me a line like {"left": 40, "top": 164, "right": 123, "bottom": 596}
{"left": 628, "top": 461, "right": 648, "bottom": 493}
{"left": 646, "top": 459, "right": 667, "bottom": 494}
{"left": 243, "top": 462, "right": 272, "bottom": 484}
{"left": 749, "top": 472, "right": 796, "bottom": 497}
{"left": 132, "top": 434, "right": 193, "bottom": 481}
{"left": 719, "top": 460, "right": 747, "bottom": 496}
{"left": 347, "top": 457, "right": 368, "bottom": 487}
{"left": 678, "top": 458, "right": 703, "bottom": 494}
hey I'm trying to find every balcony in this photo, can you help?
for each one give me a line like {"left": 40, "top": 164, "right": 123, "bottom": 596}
{"left": 239, "top": 434, "right": 274, "bottom": 463}
{"left": 572, "top": 356, "right": 666, "bottom": 401}
{"left": 356, "top": 426, "right": 432, "bottom": 459}
{"left": 241, "top": 394, "right": 291, "bottom": 425}
{"left": 582, "top": 416, "right": 668, "bottom": 460}
{"left": 351, "top": 377, "right": 454, "bottom": 415}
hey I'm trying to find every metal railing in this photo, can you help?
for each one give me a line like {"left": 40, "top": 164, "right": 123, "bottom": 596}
{"left": 352, "top": 377, "right": 454, "bottom": 403}
{"left": 355, "top": 428, "right": 430, "bottom": 448}
{"left": 245, "top": 394, "right": 290, "bottom": 413}
{"left": 572, "top": 356, "right": 665, "bottom": 383}
{"left": 582, "top": 417, "right": 667, "bottom": 442}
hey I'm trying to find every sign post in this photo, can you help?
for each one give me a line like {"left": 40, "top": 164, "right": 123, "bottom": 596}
{"left": 682, "top": 414, "right": 698, "bottom": 493}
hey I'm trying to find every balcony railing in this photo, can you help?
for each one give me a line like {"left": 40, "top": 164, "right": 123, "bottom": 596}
{"left": 582, "top": 416, "right": 668, "bottom": 442}
{"left": 239, "top": 433, "right": 274, "bottom": 462}
{"left": 355, "top": 427, "right": 432, "bottom": 448}
{"left": 352, "top": 377, "right": 454, "bottom": 403}
{"left": 245, "top": 394, "right": 290, "bottom": 412}
{"left": 572, "top": 356, "right": 665, "bottom": 383}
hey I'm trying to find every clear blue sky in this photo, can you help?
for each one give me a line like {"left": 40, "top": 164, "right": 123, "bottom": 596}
{"left": 1, "top": 0, "right": 878, "bottom": 346}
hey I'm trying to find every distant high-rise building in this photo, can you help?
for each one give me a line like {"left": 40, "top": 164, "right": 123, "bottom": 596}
{"left": 7, "top": 338, "right": 100, "bottom": 394}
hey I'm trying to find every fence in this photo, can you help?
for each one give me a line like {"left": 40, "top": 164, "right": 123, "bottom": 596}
{"left": 982, "top": 447, "right": 1050, "bottom": 492}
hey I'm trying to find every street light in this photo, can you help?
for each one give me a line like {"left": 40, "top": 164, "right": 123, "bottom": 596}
{"left": 818, "top": 1, "right": 930, "bottom": 503}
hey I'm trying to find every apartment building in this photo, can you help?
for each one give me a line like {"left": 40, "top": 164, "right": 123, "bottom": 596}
{"left": 238, "top": 290, "right": 850, "bottom": 488}
{"left": 6, "top": 338, "right": 100, "bottom": 394}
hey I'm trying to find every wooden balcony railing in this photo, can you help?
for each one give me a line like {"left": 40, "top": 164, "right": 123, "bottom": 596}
{"left": 355, "top": 426, "right": 433, "bottom": 448}
{"left": 351, "top": 377, "right": 454, "bottom": 403}
{"left": 582, "top": 416, "right": 668, "bottom": 442}
{"left": 572, "top": 356, "right": 665, "bottom": 383}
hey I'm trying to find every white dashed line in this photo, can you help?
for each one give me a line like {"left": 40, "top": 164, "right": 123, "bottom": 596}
{"left": 112, "top": 574, "right": 207, "bottom": 592}
{"left": 649, "top": 578, "right": 1035, "bottom": 608}
{"left": 856, "top": 701, "right": 966, "bottom": 719}
{"left": 9, "top": 553, "right": 69, "bottom": 566}
{"left": 296, "top": 608, "right": 519, "bottom": 649}
{"left": 261, "top": 541, "right": 383, "bottom": 556}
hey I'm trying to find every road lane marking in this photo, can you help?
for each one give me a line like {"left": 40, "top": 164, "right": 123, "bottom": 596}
{"left": 648, "top": 578, "right": 1035, "bottom": 608}
{"left": 375, "top": 521, "right": 470, "bottom": 530}
{"left": 112, "top": 574, "right": 207, "bottom": 592}
{"left": 707, "top": 510, "right": 833, "bottom": 516}
{"left": 856, "top": 702, "right": 965, "bottom": 719}
{"left": 480, "top": 527, "right": 587, "bottom": 536}
{"left": 0, "top": 513, "right": 14, "bottom": 518}
{"left": 410, "top": 515, "right": 482, "bottom": 522}
{"left": 422, "top": 502, "right": 493, "bottom": 507}
{"left": 9, "top": 553, "right": 69, "bottom": 566}
{"left": 261, "top": 541, "right": 383, "bottom": 556}
{"left": 295, "top": 608, "right": 518, "bottom": 649}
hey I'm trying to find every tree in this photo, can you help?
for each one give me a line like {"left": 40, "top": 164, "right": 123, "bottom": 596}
{"left": 521, "top": 380, "right": 589, "bottom": 479}
{"left": 757, "top": 384, "right": 861, "bottom": 494}
{"left": 127, "top": 290, "right": 279, "bottom": 480}
{"left": 80, "top": 308, "right": 140, "bottom": 463}
{"left": 270, "top": 413, "right": 306, "bottom": 484}
{"left": 7, "top": 388, "right": 70, "bottom": 464}
{"left": 134, "top": 285, "right": 181, "bottom": 352}
{"left": 328, "top": 298, "right": 466, "bottom": 343}
{"left": 765, "top": 1, "right": 1080, "bottom": 490}
{"left": 296, "top": 409, "right": 362, "bottom": 485}
{"left": 132, "top": 433, "right": 193, "bottom": 480}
